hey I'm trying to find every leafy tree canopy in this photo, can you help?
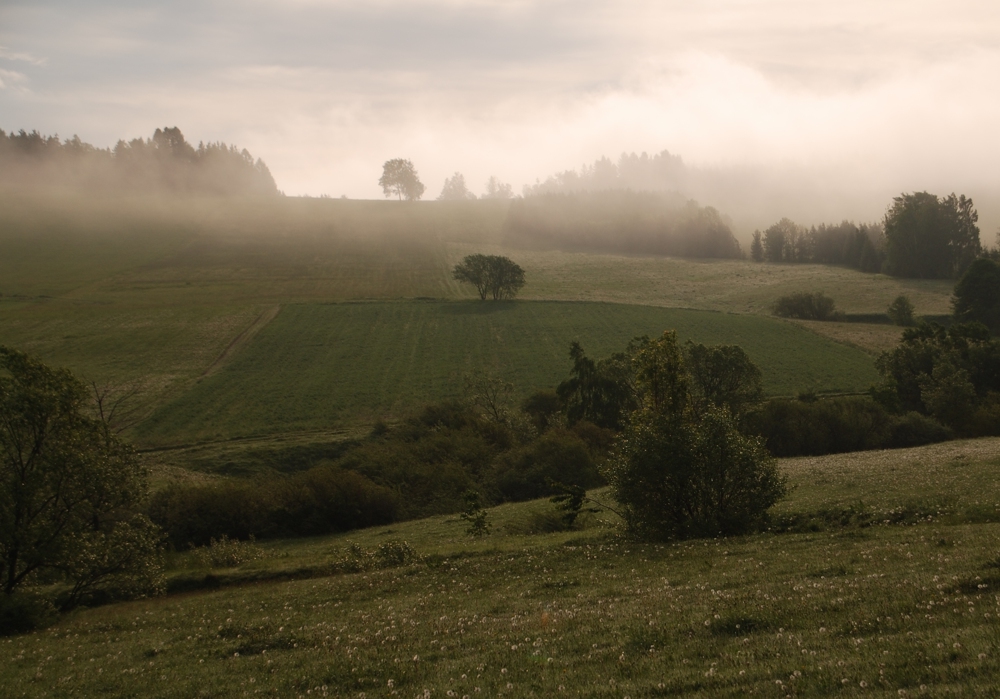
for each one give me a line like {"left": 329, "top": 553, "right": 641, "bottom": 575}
{"left": 875, "top": 322, "right": 1000, "bottom": 435}
{"left": 452, "top": 254, "right": 525, "bottom": 301}
{"left": 0, "top": 348, "right": 163, "bottom": 612}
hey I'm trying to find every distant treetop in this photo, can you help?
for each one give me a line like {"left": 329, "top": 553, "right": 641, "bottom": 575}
{"left": 379, "top": 159, "right": 425, "bottom": 201}
{"left": 0, "top": 126, "right": 279, "bottom": 196}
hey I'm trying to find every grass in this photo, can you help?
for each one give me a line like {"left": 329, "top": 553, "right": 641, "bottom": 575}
{"left": 5, "top": 438, "right": 1000, "bottom": 697}
{"left": 0, "top": 195, "right": 955, "bottom": 445}
{"left": 134, "top": 300, "right": 880, "bottom": 445}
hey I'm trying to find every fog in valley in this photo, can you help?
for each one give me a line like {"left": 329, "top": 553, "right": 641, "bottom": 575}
{"left": 3, "top": 0, "right": 1000, "bottom": 239}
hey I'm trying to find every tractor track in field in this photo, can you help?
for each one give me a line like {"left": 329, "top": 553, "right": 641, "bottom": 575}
{"left": 201, "top": 304, "right": 282, "bottom": 378}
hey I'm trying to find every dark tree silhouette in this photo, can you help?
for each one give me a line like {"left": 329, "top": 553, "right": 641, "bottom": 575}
{"left": 953, "top": 258, "right": 1000, "bottom": 332}
{"left": 452, "top": 254, "right": 525, "bottom": 300}
{"left": 882, "top": 192, "right": 981, "bottom": 278}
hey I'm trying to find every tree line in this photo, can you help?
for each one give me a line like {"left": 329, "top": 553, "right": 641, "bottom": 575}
{"left": 502, "top": 190, "right": 744, "bottom": 259}
{"left": 751, "top": 192, "right": 989, "bottom": 279}
{"left": 0, "top": 127, "right": 278, "bottom": 196}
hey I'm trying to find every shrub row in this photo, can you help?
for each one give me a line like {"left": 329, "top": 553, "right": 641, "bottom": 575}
{"left": 744, "top": 395, "right": 953, "bottom": 457}
{"left": 148, "top": 466, "right": 400, "bottom": 548}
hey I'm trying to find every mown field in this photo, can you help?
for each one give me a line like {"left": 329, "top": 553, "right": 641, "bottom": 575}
{"left": 134, "top": 300, "right": 880, "bottom": 445}
{"left": 4, "top": 438, "right": 1000, "bottom": 698}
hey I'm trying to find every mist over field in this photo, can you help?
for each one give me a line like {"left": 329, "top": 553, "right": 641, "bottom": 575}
{"left": 3, "top": 0, "right": 1000, "bottom": 237}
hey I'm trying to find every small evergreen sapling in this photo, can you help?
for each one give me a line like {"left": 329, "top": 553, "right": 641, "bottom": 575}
{"left": 460, "top": 490, "right": 491, "bottom": 537}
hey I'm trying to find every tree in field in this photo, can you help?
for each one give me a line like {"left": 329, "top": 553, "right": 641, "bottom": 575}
{"left": 953, "top": 258, "right": 1000, "bottom": 332}
{"left": 379, "top": 159, "right": 425, "bottom": 201}
{"left": 452, "top": 254, "right": 525, "bottom": 300}
{"left": 882, "top": 192, "right": 981, "bottom": 278}
{"left": 482, "top": 176, "right": 513, "bottom": 200}
{"left": 750, "top": 231, "right": 764, "bottom": 262}
{"left": 438, "top": 172, "right": 476, "bottom": 200}
{"left": 604, "top": 331, "right": 785, "bottom": 540}
{"left": 887, "top": 295, "right": 916, "bottom": 326}
{"left": 0, "top": 348, "right": 163, "bottom": 612}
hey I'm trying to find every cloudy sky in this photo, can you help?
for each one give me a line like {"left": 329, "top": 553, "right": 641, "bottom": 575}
{"left": 2, "top": 0, "right": 1000, "bottom": 233}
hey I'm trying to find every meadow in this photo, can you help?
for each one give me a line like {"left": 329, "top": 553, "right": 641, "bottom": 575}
{"left": 135, "top": 300, "right": 880, "bottom": 445}
{"left": 4, "top": 438, "right": 1000, "bottom": 697}
{"left": 2, "top": 194, "right": 996, "bottom": 697}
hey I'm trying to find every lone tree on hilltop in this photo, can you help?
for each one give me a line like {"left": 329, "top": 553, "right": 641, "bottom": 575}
{"left": 379, "top": 159, "right": 425, "bottom": 201}
{"left": 452, "top": 254, "right": 525, "bottom": 300}
{"left": 0, "top": 348, "right": 163, "bottom": 616}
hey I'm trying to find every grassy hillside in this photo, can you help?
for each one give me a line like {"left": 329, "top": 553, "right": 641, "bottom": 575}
{"left": 0, "top": 194, "right": 954, "bottom": 446}
{"left": 4, "top": 438, "right": 1000, "bottom": 697}
{"left": 135, "top": 300, "right": 880, "bottom": 445}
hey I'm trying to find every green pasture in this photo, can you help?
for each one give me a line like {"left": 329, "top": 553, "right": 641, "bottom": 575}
{"left": 4, "top": 438, "right": 1000, "bottom": 698}
{"left": 135, "top": 300, "right": 879, "bottom": 446}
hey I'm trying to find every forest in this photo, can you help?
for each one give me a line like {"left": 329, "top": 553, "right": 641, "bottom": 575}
{"left": 0, "top": 127, "right": 278, "bottom": 196}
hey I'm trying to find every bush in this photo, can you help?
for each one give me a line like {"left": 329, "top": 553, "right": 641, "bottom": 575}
{"left": 773, "top": 292, "right": 840, "bottom": 321}
{"left": 744, "top": 396, "right": 953, "bottom": 457}
{"left": 606, "top": 331, "right": 785, "bottom": 540}
{"left": 148, "top": 467, "right": 400, "bottom": 547}
{"left": 886, "top": 411, "right": 954, "bottom": 448}
{"left": 486, "top": 428, "right": 604, "bottom": 502}
{"left": 0, "top": 592, "right": 57, "bottom": 636}
{"left": 608, "top": 407, "right": 785, "bottom": 540}
{"left": 335, "top": 540, "right": 421, "bottom": 573}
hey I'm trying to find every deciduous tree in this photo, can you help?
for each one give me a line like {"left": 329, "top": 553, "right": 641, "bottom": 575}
{"left": 0, "top": 348, "right": 162, "bottom": 611}
{"left": 379, "top": 158, "right": 425, "bottom": 201}
{"left": 452, "top": 254, "right": 525, "bottom": 300}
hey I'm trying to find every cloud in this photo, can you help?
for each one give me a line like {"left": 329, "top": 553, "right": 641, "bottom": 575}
{"left": 0, "top": 45, "right": 45, "bottom": 65}
{"left": 3, "top": 0, "right": 1000, "bottom": 232}
{"left": 0, "top": 68, "right": 28, "bottom": 90}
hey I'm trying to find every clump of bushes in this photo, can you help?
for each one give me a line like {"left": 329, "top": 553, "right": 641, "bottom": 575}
{"left": 148, "top": 466, "right": 400, "bottom": 548}
{"left": 744, "top": 395, "right": 952, "bottom": 457}
{"left": 486, "top": 427, "right": 605, "bottom": 502}
{"left": 334, "top": 540, "right": 421, "bottom": 573}
{"left": 773, "top": 292, "right": 841, "bottom": 321}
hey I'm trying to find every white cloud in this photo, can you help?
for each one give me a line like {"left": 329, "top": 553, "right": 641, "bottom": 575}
{"left": 3, "top": 0, "right": 1000, "bottom": 231}
{"left": 0, "top": 45, "right": 45, "bottom": 65}
{"left": 0, "top": 68, "right": 28, "bottom": 90}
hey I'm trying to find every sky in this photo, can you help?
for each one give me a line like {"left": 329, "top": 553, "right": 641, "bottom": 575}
{"left": 2, "top": 0, "right": 1000, "bottom": 236}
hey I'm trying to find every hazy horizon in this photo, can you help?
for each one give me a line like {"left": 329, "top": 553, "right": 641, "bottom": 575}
{"left": 3, "top": 0, "right": 1000, "bottom": 238}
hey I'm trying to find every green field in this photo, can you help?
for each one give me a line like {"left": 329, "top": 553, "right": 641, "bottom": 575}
{"left": 4, "top": 438, "right": 1000, "bottom": 697}
{"left": 134, "top": 300, "right": 880, "bottom": 445}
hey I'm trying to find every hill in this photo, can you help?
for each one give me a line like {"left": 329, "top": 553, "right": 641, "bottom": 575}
{"left": 134, "top": 300, "right": 880, "bottom": 445}
{"left": 3, "top": 438, "right": 1000, "bottom": 696}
